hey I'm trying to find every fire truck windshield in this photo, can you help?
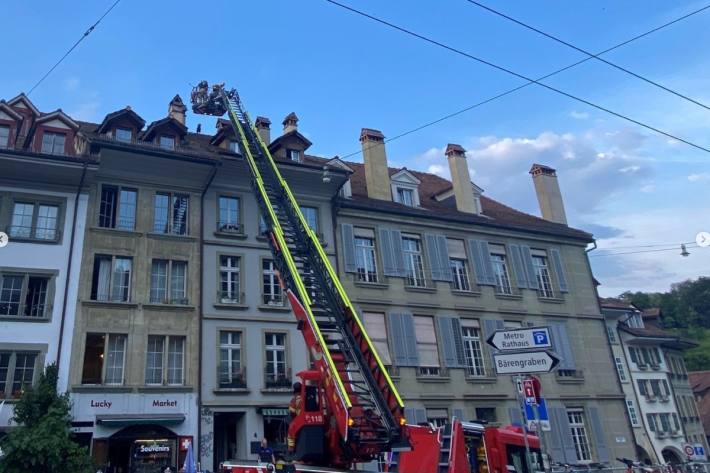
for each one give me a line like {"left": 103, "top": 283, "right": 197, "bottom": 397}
{"left": 506, "top": 445, "right": 543, "bottom": 473}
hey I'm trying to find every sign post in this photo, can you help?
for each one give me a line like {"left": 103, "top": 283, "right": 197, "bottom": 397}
{"left": 514, "top": 375, "right": 535, "bottom": 473}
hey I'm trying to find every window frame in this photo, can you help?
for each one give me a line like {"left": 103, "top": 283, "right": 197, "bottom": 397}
{"left": 0, "top": 350, "right": 41, "bottom": 399}
{"left": 300, "top": 206, "right": 319, "bottom": 233}
{"left": 150, "top": 259, "right": 188, "bottom": 305}
{"left": 264, "top": 331, "right": 290, "bottom": 388}
{"left": 40, "top": 131, "right": 66, "bottom": 155}
{"left": 144, "top": 334, "right": 186, "bottom": 386}
{"left": 531, "top": 252, "right": 555, "bottom": 298}
{"left": 261, "top": 258, "right": 284, "bottom": 306}
{"left": 218, "top": 330, "right": 245, "bottom": 389}
{"left": 159, "top": 135, "right": 176, "bottom": 150}
{"left": 362, "top": 312, "right": 391, "bottom": 365}
{"left": 489, "top": 246, "right": 513, "bottom": 295}
{"left": 395, "top": 187, "right": 415, "bottom": 207}
{"left": 114, "top": 127, "right": 133, "bottom": 143}
{"left": 286, "top": 149, "right": 301, "bottom": 162}
{"left": 461, "top": 322, "right": 485, "bottom": 377}
{"left": 98, "top": 185, "right": 137, "bottom": 231}
{"left": 81, "top": 332, "right": 127, "bottom": 386}
{"left": 217, "top": 195, "right": 242, "bottom": 234}
{"left": 402, "top": 235, "right": 426, "bottom": 288}
{"left": 0, "top": 271, "right": 54, "bottom": 319}
{"left": 8, "top": 198, "right": 63, "bottom": 243}
{"left": 90, "top": 254, "right": 133, "bottom": 302}
{"left": 566, "top": 408, "right": 593, "bottom": 463}
{"left": 414, "top": 315, "right": 440, "bottom": 375}
{"left": 218, "top": 254, "right": 242, "bottom": 304}
{"left": 614, "top": 356, "right": 628, "bottom": 382}
{"left": 0, "top": 124, "right": 10, "bottom": 148}
{"left": 153, "top": 192, "right": 190, "bottom": 236}
{"left": 354, "top": 233, "right": 379, "bottom": 283}
{"left": 450, "top": 258, "right": 471, "bottom": 292}
{"left": 626, "top": 399, "right": 640, "bottom": 426}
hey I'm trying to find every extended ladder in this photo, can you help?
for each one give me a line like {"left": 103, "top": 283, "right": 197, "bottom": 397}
{"left": 218, "top": 89, "right": 406, "bottom": 460}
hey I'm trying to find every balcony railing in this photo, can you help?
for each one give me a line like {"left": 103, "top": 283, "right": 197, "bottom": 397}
{"left": 265, "top": 369, "right": 291, "bottom": 389}
{"left": 219, "top": 369, "right": 246, "bottom": 389}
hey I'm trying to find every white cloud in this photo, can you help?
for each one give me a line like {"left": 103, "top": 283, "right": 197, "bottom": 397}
{"left": 640, "top": 183, "right": 656, "bottom": 193}
{"left": 63, "top": 77, "right": 80, "bottom": 92}
{"left": 569, "top": 111, "right": 589, "bottom": 120}
{"left": 427, "top": 164, "right": 446, "bottom": 177}
{"left": 619, "top": 165, "right": 640, "bottom": 174}
{"left": 688, "top": 173, "right": 710, "bottom": 182}
{"left": 68, "top": 99, "right": 101, "bottom": 121}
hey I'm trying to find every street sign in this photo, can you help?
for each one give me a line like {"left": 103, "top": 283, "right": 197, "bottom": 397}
{"left": 493, "top": 351, "right": 559, "bottom": 375}
{"left": 523, "top": 379, "right": 537, "bottom": 406}
{"left": 524, "top": 398, "right": 551, "bottom": 432}
{"left": 683, "top": 443, "right": 695, "bottom": 457}
{"left": 693, "top": 444, "right": 706, "bottom": 461}
{"left": 487, "top": 327, "right": 552, "bottom": 351}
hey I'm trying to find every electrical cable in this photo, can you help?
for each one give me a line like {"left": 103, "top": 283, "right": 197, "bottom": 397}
{"left": 463, "top": 0, "right": 710, "bottom": 111}
{"left": 27, "top": 0, "right": 122, "bottom": 96}
{"left": 588, "top": 243, "right": 699, "bottom": 257}
{"left": 324, "top": 0, "right": 710, "bottom": 159}
{"left": 595, "top": 241, "right": 696, "bottom": 251}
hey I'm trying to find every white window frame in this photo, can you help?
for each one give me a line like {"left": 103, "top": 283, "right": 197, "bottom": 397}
{"left": 41, "top": 131, "right": 66, "bottom": 154}
{"left": 532, "top": 253, "right": 555, "bottom": 298}
{"left": 615, "top": 356, "right": 628, "bottom": 382}
{"left": 99, "top": 185, "right": 137, "bottom": 231}
{"left": 219, "top": 331, "right": 244, "bottom": 388}
{"left": 402, "top": 235, "right": 426, "bottom": 287}
{"left": 489, "top": 247, "right": 512, "bottom": 294}
{"left": 286, "top": 149, "right": 301, "bottom": 162}
{"left": 262, "top": 259, "right": 283, "bottom": 306}
{"left": 159, "top": 135, "right": 176, "bottom": 150}
{"left": 606, "top": 324, "right": 617, "bottom": 343}
{"left": 217, "top": 196, "right": 241, "bottom": 233}
{"left": 414, "top": 315, "right": 440, "bottom": 375}
{"left": 0, "top": 124, "right": 9, "bottom": 148}
{"left": 300, "top": 206, "right": 319, "bottom": 232}
{"left": 264, "top": 332, "right": 288, "bottom": 386}
{"left": 150, "top": 260, "right": 188, "bottom": 305}
{"left": 461, "top": 321, "right": 485, "bottom": 377}
{"left": 450, "top": 258, "right": 471, "bottom": 291}
{"left": 92, "top": 255, "right": 132, "bottom": 302}
{"left": 0, "top": 273, "right": 51, "bottom": 318}
{"left": 153, "top": 192, "right": 189, "bottom": 235}
{"left": 115, "top": 127, "right": 133, "bottom": 143}
{"left": 355, "top": 235, "right": 378, "bottom": 283}
{"left": 104, "top": 333, "right": 127, "bottom": 385}
{"left": 0, "top": 351, "right": 39, "bottom": 398}
{"left": 626, "top": 399, "right": 640, "bottom": 426}
{"left": 566, "top": 408, "right": 593, "bottom": 463}
{"left": 219, "top": 255, "right": 241, "bottom": 304}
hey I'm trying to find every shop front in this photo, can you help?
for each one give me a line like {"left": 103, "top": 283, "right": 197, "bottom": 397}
{"left": 71, "top": 392, "right": 197, "bottom": 473}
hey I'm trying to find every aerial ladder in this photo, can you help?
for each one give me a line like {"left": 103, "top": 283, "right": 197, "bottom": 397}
{"left": 191, "top": 82, "right": 407, "bottom": 468}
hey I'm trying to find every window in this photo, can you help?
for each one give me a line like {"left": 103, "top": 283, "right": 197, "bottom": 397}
{"left": 646, "top": 413, "right": 657, "bottom": 432}
{"left": 81, "top": 333, "right": 127, "bottom": 385}
{"left": 637, "top": 379, "right": 647, "bottom": 396}
{"left": 0, "top": 351, "right": 38, "bottom": 398}
{"left": 99, "top": 186, "right": 137, "bottom": 230}
{"left": 10, "top": 202, "right": 59, "bottom": 240}
{"left": 262, "top": 260, "right": 283, "bottom": 306}
{"left": 159, "top": 135, "right": 175, "bottom": 150}
{"left": 219, "top": 255, "right": 241, "bottom": 303}
{"left": 650, "top": 379, "right": 662, "bottom": 397}
{"left": 626, "top": 400, "right": 640, "bottom": 426}
{"left": 671, "top": 413, "right": 680, "bottom": 432}
{"left": 91, "top": 255, "right": 132, "bottom": 302}
{"left": 461, "top": 321, "right": 485, "bottom": 377}
{"left": 219, "top": 331, "right": 244, "bottom": 388}
{"left": 489, "top": 245, "right": 512, "bottom": 294}
{"left": 259, "top": 215, "right": 269, "bottom": 236}
{"left": 426, "top": 409, "right": 449, "bottom": 428}
{"left": 218, "top": 196, "right": 241, "bottom": 233}
{"left": 532, "top": 252, "right": 554, "bottom": 298}
{"left": 153, "top": 192, "right": 189, "bottom": 235}
{"left": 145, "top": 335, "right": 185, "bottom": 385}
{"left": 0, "top": 274, "right": 51, "bottom": 318}
{"left": 475, "top": 407, "right": 497, "bottom": 423}
{"left": 150, "top": 260, "right": 187, "bottom": 304}
{"left": 659, "top": 413, "right": 671, "bottom": 433}
{"left": 414, "top": 316, "right": 439, "bottom": 375}
{"left": 0, "top": 125, "right": 9, "bottom": 148}
{"left": 403, "top": 235, "right": 425, "bottom": 287}
{"left": 228, "top": 140, "right": 239, "bottom": 153}
{"left": 615, "top": 357, "right": 628, "bottom": 382}
{"left": 41, "top": 131, "right": 65, "bottom": 154}
{"left": 566, "top": 408, "right": 592, "bottom": 462}
{"left": 396, "top": 187, "right": 415, "bottom": 207}
{"left": 626, "top": 313, "right": 644, "bottom": 329}
{"left": 363, "top": 312, "right": 391, "bottom": 365}
{"left": 355, "top": 228, "right": 378, "bottom": 283}
{"left": 606, "top": 324, "right": 617, "bottom": 343}
{"left": 265, "top": 333, "right": 288, "bottom": 388}
{"left": 300, "top": 206, "right": 318, "bottom": 232}
{"left": 450, "top": 259, "right": 470, "bottom": 291}
{"left": 286, "top": 149, "right": 301, "bottom": 162}
{"left": 115, "top": 128, "right": 132, "bottom": 142}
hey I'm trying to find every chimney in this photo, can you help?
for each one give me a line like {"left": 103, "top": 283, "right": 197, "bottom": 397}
{"left": 168, "top": 95, "right": 187, "bottom": 125}
{"left": 530, "top": 163, "right": 568, "bottom": 224}
{"left": 445, "top": 143, "right": 477, "bottom": 214}
{"left": 360, "top": 128, "right": 391, "bottom": 201}
{"left": 255, "top": 116, "right": 271, "bottom": 144}
{"left": 282, "top": 112, "right": 298, "bottom": 134}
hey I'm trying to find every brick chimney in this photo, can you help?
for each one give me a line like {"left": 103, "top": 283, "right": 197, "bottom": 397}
{"left": 445, "top": 143, "right": 477, "bottom": 214}
{"left": 282, "top": 112, "right": 298, "bottom": 134}
{"left": 360, "top": 128, "right": 391, "bottom": 201}
{"left": 168, "top": 95, "right": 187, "bottom": 125}
{"left": 255, "top": 116, "right": 271, "bottom": 144}
{"left": 530, "top": 163, "right": 568, "bottom": 224}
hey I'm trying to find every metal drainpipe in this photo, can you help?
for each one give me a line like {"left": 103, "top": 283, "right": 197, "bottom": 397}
{"left": 56, "top": 162, "right": 88, "bottom": 378}
{"left": 198, "top": 161, "right": 219, "bottom": 462}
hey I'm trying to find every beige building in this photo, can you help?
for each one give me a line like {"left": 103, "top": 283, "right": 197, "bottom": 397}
{"left": 332, "top": 131, "right": 636, "bottom": 465}
{"left": 67, "top": 96, "right": 216, "bottom": 472}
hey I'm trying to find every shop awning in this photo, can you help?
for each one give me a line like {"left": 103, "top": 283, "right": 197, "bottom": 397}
{"left": 259, "top": 408, "right": 289, "bottom": 416}
{"left": 96, "top": 414, "right": 185, "bottom": 426}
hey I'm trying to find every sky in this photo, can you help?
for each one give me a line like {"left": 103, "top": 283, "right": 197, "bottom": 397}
{"left": 3, "top": 0, "right": 709, "bottom": 296}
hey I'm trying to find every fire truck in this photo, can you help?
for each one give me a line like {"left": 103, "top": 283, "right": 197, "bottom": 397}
{"left": 191, "top": 83, "right": 542, "bottom": 473}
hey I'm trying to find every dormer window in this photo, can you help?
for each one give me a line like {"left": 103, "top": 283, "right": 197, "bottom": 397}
{"left": 41, "top": 132, "right": 65, "bottom": 155}
{"left": 228, "top": 140, "right": 239, "bottom": 153}
{"left": 115, "top": 127, "right": 132, "bottom": 143}
{"left": 287, "top": 149, "right": 301, "bottom": 162}
{"left": 0, "top": 125, "right": 9, "bottom": 148}
{"left": 396, "top": 187, "right": 415, "bottom": 207}
{"left": 159, "top": 135, "right": 175, "bottom": 150}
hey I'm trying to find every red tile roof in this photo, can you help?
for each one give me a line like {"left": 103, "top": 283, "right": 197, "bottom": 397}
{"left": 689, "top": 371, "right": 710, "bottom": 435}
{"left": 599, "top": 297, "right": 637, "bottom": 310}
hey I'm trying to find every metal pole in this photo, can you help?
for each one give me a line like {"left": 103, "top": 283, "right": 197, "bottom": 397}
{"left": 533, "top": 402, "right": 550, "bottom": 473}
{"left": 514, "top": 375, "right": 534, "bottom": 473}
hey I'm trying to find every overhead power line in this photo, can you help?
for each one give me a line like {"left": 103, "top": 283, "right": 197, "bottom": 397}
{"left": 589, "top": 243, "right": 699, "bottom": 257}
{"left": 596, "top": 240, "right": 695, "bottom": 251}
{"left": 463, "top": 0, "right": 710, "bottom": 112}
{"left": 324, "top": 0, "right": 710, "bottom": 158}
{"left": 28, "top": 0, "right": 122, "bottom": 96}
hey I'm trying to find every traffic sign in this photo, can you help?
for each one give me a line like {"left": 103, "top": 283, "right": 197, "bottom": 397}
{"left": 523, "top": 379, "right": 537, "bottom": 406}
{"left": 493, "top": 351, "right": 560, "bottom": 374}
{"left": 683, "top": 443, "right": 695, "bottom": 457}
{"left": 693, "top": 444, "right": 706, "bottom": 461}
{"left": 524, "top": 398, "right": 551, "bottom": 432}
{"left": 487, "top": 327, "right": 552, "bottom": 351}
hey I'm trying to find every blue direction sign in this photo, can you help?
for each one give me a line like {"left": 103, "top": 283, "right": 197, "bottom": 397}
{"left": 524, "top": 398, "right": 551, "bottom": 432}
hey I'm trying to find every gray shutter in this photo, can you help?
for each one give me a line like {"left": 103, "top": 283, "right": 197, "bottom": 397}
{"left": 553, "top": 406, "right": 578, "bottom": 462}
{"left": 469, "top": 239, "right": 495, "bottom": 286}
{"left": 550, "top": 323, "right": 576, "bottom": 370}
{"left": 401, "top": 312, "right": 420, "bottom": 366}
{"left": 379, "top": 228, "right": 405, "bottom": 277}
{"left": 520, "top": 245, "right": 539, "bottom": 289}
{"left": 508, "top": 407, "right": 523, "bottom": 426}
{"left": 415, "top": 408, "right": 428, "bottom": 426}
{"left": 588, "top": 407, "right": 610, "bottom": 462}
{"left": 404, "top": 407, "right": 416, "bottom": 425}
{"left": 509, "top": 244, "right": 529, "bottom": 289}
{"left": 388, "top": 313, "right": 408, "bottom": 366}
{"left": 453, "top": 408, "right": 466, "bottom": 422}
{"left": 436, "top": 235, "right": 452, "bottom": 281}
{"left": 548, "top": 407, "right": 566, "bottom": 462}
{"left": 391, "top": 230, "right": 405, "bottom": 277}
{"left": 450, "top": 317, "right": 466, "bottom": 367}
{"left": 483, "top": 319, "right": 505, "bottom": 367}
{"left": 549, "top": 248, "right": 569, "bottom": 293}
{"left": 341, "top": 224, "right": 357, "bottom": 273}
{"left": 425, "top": 234, "right": 451, "bottom": 282}
{"left": 437, "top": 316, "right": 457, "bottom": 368}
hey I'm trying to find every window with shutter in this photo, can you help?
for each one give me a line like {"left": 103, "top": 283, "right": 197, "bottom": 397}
{"left": 415, "top": 316, "right": 440, "bottom": 375}
{"left": 469, "top": 240, "right": 496, "bottom": 286}
{"left": 520, "top": 245, "right": 539, "bottom": 290}
{"left": 425, "top": 234, "right": 452, "bottom": 282}
{"left": 363, "top": 312, "right": 391, "bottom": 365}
{"left": 550, "top": 323, "right": 576, "bottom": 371}
{"left": 549, "top": 248, "right": 569, "bottom": 292}
{"left": 379, "top": 228, "right": 405, "bottom": 277}
{"left": 341, "top": 224, "right": 357, "bottom": 273}
{"left": 587, "top": 406, "right": 609, "bottom": 462}
{"left": 508, "top": 244, "right": 528, "bottom": 289}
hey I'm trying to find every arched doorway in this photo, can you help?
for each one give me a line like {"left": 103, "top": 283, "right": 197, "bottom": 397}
{"left": 107, "top": 424, "right": 178, "bottom": 473}
{"left": 662, "top": 447, "right": 683, "bottom": 465}
{"left": 635, "top": 445, "right": 653, "bottom": 465}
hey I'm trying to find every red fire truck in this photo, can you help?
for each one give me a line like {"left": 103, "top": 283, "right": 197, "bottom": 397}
{"left": 192, "top": 83, "right": 542, "bottom": 473}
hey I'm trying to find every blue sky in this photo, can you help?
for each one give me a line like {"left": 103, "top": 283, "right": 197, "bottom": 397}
{"left": 3, "top": 0, "right": 709, "bottom": 295}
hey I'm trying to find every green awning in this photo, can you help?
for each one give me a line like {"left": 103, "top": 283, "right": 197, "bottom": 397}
{"left": 96, "top": 414, "right": 185, "bottom": 426}
{"left": 260, "top": 408, "right": 289, "bottom": 416}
